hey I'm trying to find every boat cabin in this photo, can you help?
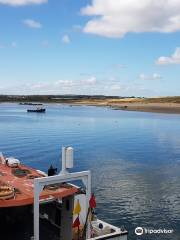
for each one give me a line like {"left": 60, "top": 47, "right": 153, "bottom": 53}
{"left": 0, "top": 148, "right": 128, "bottom": 240}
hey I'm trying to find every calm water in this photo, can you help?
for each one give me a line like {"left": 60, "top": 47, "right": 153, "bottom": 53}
{"left": 0, "top": 103, "right": 180, "bottom": 239}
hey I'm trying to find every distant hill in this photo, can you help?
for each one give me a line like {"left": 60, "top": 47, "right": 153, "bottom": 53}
{"left": 0, "top": 94, "right": 134, "bottom": 103}
{"left": 0, "top": 95, "right": 180, "bottom": 104}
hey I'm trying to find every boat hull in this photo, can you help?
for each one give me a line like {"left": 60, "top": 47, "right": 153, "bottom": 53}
{"left": 89, "top": 220, "right": 128, "bottom": 240}
{"left": 0, "top": 204, "right": 60, "bottom": 240}
{"left": 89, "top": 234, "right": 128, "bottom": 240}
{"left": 0, "top": 205, "right": 32, "bottom": 225}
{"left": 27, "top": 109, "right": 46, "bottom": 113}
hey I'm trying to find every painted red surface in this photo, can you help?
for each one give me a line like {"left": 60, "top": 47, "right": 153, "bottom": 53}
{"left": 0, "top": 163, "right": 77, "bottom": 207}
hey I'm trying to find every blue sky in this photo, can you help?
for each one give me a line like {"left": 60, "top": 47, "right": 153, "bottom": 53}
{"left": 0, "top": 0, "right": 180, "bottom": 96}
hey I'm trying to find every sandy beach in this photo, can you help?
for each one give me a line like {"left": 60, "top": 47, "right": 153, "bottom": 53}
{"left": 109, "top": 102, "right": 180, "bottom": 114}
{"left": 1, "top": 96, "right": 180, "bottom": 114}
{"left": 65, "top": 97, "right": 180, "bottom": 114}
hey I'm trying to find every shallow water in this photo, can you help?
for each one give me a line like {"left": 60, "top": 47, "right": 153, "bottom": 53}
{"left": 0, "top": 103, "right": 180, "bottom": 239}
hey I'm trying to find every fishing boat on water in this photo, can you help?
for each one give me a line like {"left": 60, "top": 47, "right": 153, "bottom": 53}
{"left": 20, "top": 103, "right": 43, "bottom": 106}
{"left": 27, "top": 108, "right": 46, "bottom": 113}
{"left": 0, "top": 148, "right": 128, "bottom": 240}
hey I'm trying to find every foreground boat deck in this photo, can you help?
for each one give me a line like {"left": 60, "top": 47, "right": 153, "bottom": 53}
{"left": 0, "top": 163, "right": 77, "bottom": 207}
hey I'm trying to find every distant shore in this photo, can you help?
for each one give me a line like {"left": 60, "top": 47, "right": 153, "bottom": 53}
{"left": 66, "top": 101, "right": 180, "bottom": 114}
{"left": 1, "top": 95, "right": 180, "bottom": 114}
{"left": 108, "top": 102, "right": 180, "bottom": 114}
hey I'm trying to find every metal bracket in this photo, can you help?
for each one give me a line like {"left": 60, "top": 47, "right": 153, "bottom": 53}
{"left": 33, "top": 171, "right": 91, "bottom": 240}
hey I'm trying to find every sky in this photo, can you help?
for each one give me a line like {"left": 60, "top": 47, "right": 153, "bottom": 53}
{"left": 0, "top": 0, "right": 180, "bottom": 97}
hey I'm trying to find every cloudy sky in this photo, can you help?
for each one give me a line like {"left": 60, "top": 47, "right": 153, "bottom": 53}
{"left": 0, "top": 0, "right": 180, "bottom": 96}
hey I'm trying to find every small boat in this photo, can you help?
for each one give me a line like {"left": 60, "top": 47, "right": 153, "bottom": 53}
{"left": 0, "top": 148, "right": 128, "bottom": 240}
{"left": 27, "top": 108, "right": 46, "bottom": 113}
{"left": 19, "top": 103, "right": 43, "bottom": 106}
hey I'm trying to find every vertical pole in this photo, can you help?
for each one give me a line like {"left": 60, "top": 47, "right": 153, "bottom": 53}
{"left": 87, "top": 172, "right": 91, "bottom": 238}
{"left": 78, "top": 213, "right": 80, "bottom": 240}
{"left": 82, "top": 172, "right": 92, "bottom": 239}
{"left": 34, "top": 181, "right": 40, "bottom": 240}
{"left": 61, "top": 147, "right": 66, "bottom": 174}
{"left": 61, "top": 195, "right": 74, "bottom": 240}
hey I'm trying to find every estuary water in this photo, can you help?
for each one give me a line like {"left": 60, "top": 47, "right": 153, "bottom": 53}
{"left": 0, "top": 103, "right": 180, "bottom": 240}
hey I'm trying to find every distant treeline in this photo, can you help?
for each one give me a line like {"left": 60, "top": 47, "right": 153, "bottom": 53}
{"left": 1, "top": 95, "right": 180, "bottom": 103}
{"left": 0, "top": 95, "right": 137, "bottom": 103}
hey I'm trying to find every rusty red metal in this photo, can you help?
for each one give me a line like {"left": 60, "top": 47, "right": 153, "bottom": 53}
{"left": 0, "top": 163, "right": 77, "bottom": 207}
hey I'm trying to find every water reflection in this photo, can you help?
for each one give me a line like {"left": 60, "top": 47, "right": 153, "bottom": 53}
{"left": 0, "top": 103, "right": 180, "bottom": 239}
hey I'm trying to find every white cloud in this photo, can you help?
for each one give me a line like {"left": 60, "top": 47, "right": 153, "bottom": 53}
{"left": 0, "top": 79, "right": 155, "bottom": 96}
{"left": 81, "top": 76, "right": 97, "bottom": 85}
{"left": 62, "top": 35, "right": 71, "bottom": 44}
{"left": 81, "top": 0, "right": 180, "bottom": 38}
{"left": 116, "top": 64, "right": 126, "bottom": 69}
{"left": 55, "top": 80, "right": 73, "bottom": 87}
{"left": 23, "top": 19, "right": 42, "bottom": 29}
{"left": 110, "top": 84, "right": 124, "bottom": 91}
{"left": 14, "top": 80, "right": 75, "bottom": 94}
{"left": 109, "top": 77, "right": 116, "bottom": 81}
{"left": 103, "top": 82, "right": 152, "bottom": 96}
{"left": 156, "top": 48, "right": 180, "bottom": 65}
{"left": 0, "top": 0, "right": 47, "bottom": 6}
{"left": 31, "top": 80, "right": 74, "bottom": 90}
{"left": 139, "top": 73, "right": 162, "bottom": 80}
{"left": 0, "top": 77, "right": 98, "bottom": 95}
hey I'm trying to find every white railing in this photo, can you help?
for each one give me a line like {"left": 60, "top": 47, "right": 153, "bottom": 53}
{"left": 33, "top": 171, "right": 91, "bottom": 240}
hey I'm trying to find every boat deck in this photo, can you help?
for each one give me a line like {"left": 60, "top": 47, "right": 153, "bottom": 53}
{"left": 0, "top": 163, "right": 77, "bottom": 207}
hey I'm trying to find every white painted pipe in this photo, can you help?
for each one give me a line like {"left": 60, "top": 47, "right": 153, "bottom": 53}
{"left": 60, "top": 146, "right": 67, "bottom": 175}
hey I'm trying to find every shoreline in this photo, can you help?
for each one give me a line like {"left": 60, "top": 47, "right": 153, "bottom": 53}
{"left": 72, "top": 103, "right": 180, "bottom": 114}
{"left": 109, "top": 103, "right": 180, "bottom": 114}
{"left": 1, "top": 101, "right": 180, "bottom": 114}
{"left": 1, "top": 96, "right": 180, "bottom": 114}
